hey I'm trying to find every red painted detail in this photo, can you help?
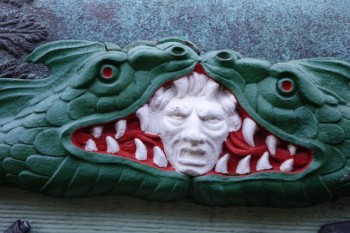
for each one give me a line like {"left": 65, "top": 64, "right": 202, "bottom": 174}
{"left": 194, "top": 63, "right": 206, "bottom": 75}
{"left": 102, "top": 67, "right": 113, "bottom": 78}
{"left": 281, "top": 80, "right": 293, "bottom": 92}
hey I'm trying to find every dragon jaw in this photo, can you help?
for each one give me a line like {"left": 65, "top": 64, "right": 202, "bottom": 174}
{"left": 71, "top": 71, "right": 313, "bottom": 177}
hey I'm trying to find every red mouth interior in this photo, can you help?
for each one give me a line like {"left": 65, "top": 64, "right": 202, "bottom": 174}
{"left": 72, "top": 114, "right": 174, "bottom": 172}
{"left": 72, "top": 106, "right": 312, "bottom": 176}
{"left": 217, "top": 108, "right": 312, "bottom": 175}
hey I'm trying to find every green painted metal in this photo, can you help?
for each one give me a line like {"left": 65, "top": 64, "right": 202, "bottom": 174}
{"left": 1, "top": 38, "right": 350, "bottom": 207}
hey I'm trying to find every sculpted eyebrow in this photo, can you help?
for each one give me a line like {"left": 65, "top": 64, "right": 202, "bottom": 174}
{"left": 165, "top": 107, "right": 190, "bottom": 115}
{"left": 199, "top": 109, "right": 224, "bottom": 117}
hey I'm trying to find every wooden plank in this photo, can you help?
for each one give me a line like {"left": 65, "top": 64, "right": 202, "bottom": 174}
{"left": 1, "top": 187, "right": 350, "bottom": 232}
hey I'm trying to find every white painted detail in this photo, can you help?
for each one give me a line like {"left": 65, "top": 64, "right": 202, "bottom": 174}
{"left": 236, "top": 155, "right": 251, "bottom": 175}
{"left": 106, "top": 136, "right": 120, "bottom": 153}
{"left": 242, "top": 118, "right": 257, "bottom": 147}
{"left": 205, "top": 78, "right": 220, "bottom": 100}
{"left": 136, "top": 73, "right": 237, "bottom": 176}
{"left": 266, "top": 135, "right": 278, "bottom": 156}
{"left": 280, "top": 159, "right": 294, "bottom": 172}
{"left": 231, "top": 114, "right": 242, "bottom": 132}
{"left": 215, "top": 153, "right": 230, "bottom": 174}
{"left": 256, "top": 151, "right": 272, "bottom": 171}
{"left": 114, "top": 120, "right": 127, "bottom": 139}
{"left": 134, "top": 138, "right": 147, "bottom": 161}
{"left": 136, "top": 104, "right": 150, "bottom": 131}
{"left": 85, "top": 139, "right": 98, "bottom": 152}
{"left": 153, "top": 146, "right": 168, "bottom": 168}
{"left": 91, "top": 126, "right": 103, "bottom": 139}
{"left": 288, "top": 144, "right": 296, "bottom": 156}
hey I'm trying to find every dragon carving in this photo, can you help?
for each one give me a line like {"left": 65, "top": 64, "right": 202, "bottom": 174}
{"left": 0, "top": 38, "right": 350, "bottom": 207}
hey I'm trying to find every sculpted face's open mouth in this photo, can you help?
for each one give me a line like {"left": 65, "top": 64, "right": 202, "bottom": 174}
{"left": 71, "top": 71, "right": 313, "bottom": 177}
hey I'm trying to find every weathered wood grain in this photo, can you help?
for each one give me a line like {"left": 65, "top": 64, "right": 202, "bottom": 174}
{"left": 0, "top": 187, "right": 350, "bottom": 232}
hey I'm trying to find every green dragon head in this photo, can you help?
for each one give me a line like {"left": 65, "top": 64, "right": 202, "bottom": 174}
{"left": 1, "top": 38, "right": 350, "bottom": 207}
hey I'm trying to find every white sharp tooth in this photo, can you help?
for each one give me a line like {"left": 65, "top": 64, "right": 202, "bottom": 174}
{"left": 280, "top": 159, "right": 294, "bottom": 172}
{"left": 215, "top": 153, "right": 231, "bottom": 174}
{"left": 114, "top": 120, "right": 127, "bottom": 139}
{"left": 242, "top": 118, "right": 257, "bottom": 147}
{"left": 136, "top": 104, "right": 150, "bottom": 131}
{"left": 288, "top": 144, "right": 296, "bottom": 156}
{"left": 106, "top": 136, "right": 120, "bottom": 153}
{"left": 236, "top": 155, "right": 251, "bottom": 175}
{"left": 266, "top": 135, "right": 278, "bottom": 156}
{"left": 256, "top": 151, "right": 273, "bottom": 171}
{"left": 91, "top": 126, "right": 103, "bottom": 139}
{"left": 134, "top": 138, "right": 147, "bottom": 161}
{"left": 153, "top": 146, "right": 168, "bottom": 168}
{"left": 85, "top": 139, "right": 98, "bottom": 152}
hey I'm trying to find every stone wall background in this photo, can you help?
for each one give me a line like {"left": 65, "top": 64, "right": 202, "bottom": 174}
{"left": 0, "top": 0, "right": 350, "bottom": 232}
{"left": 1, "top": 0, "right": 350, "bottom": 78}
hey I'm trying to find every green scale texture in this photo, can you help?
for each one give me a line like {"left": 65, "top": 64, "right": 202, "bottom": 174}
{"left": 1, "top": 38, "right": 350, "bottom": 207}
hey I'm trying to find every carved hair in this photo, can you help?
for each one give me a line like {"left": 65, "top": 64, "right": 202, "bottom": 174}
{"left": 137, "top": 72, "right": 241, "bottom": 133}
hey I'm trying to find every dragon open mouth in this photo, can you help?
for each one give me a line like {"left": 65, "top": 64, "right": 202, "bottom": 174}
{"left": 71, "top": 71, "right": 313, "bottom": 176}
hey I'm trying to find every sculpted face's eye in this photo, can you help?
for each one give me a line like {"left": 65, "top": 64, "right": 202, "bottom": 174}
{"left": 99, "top": 64, "right": 120, "bottom": 83}
{"left": 276, "top": 77, "right": 297, "bottom": 97}
{"left": 201, "top": 113, "right": 226, "bottom": 131}
{"left": 204, "top": 115, "right": 222, "bottom": 123}
{"left": 169, "top": 112, "right": 187, "bottom": 121}
{"left": 164, "top": 108, "right": 190, "bottom": 126}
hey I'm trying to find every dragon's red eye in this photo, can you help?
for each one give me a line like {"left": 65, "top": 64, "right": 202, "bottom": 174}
{"left": 281, "top": 80, "right": 293, "bottom": 92}
{"left": 102, "top": 67, "right": 113, "bottom": 79}
{"left": 277, "top": 77, "right": 296, "bottom": 96}
{"left": 99, "top": 64, "right": 119, "bottom": 83}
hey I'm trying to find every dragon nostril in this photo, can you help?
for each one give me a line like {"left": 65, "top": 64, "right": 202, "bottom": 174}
{"left": 171, "top": 46, "right": 186, "bottom": 56}
{"left": 216, "top": 51, "right": 232, "bottom": 61}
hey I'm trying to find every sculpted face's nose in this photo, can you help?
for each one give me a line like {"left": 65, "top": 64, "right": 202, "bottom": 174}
{"left": 181, "top": 113, "right": 205, "bottom": 145}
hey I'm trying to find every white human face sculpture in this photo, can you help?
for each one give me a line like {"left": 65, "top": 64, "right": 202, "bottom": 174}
{"left": 137, "top": 73, "right": 241, "bottom": 176}
{"left": 159, "top": 96, "right": 231, "bottom": 176}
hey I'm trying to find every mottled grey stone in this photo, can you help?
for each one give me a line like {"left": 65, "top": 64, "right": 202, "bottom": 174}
{"left": 1, "top": 0, "right": 350, "bottom": 65}
{"left": 35, "top": 0, "right": 350, "bottom": 61}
